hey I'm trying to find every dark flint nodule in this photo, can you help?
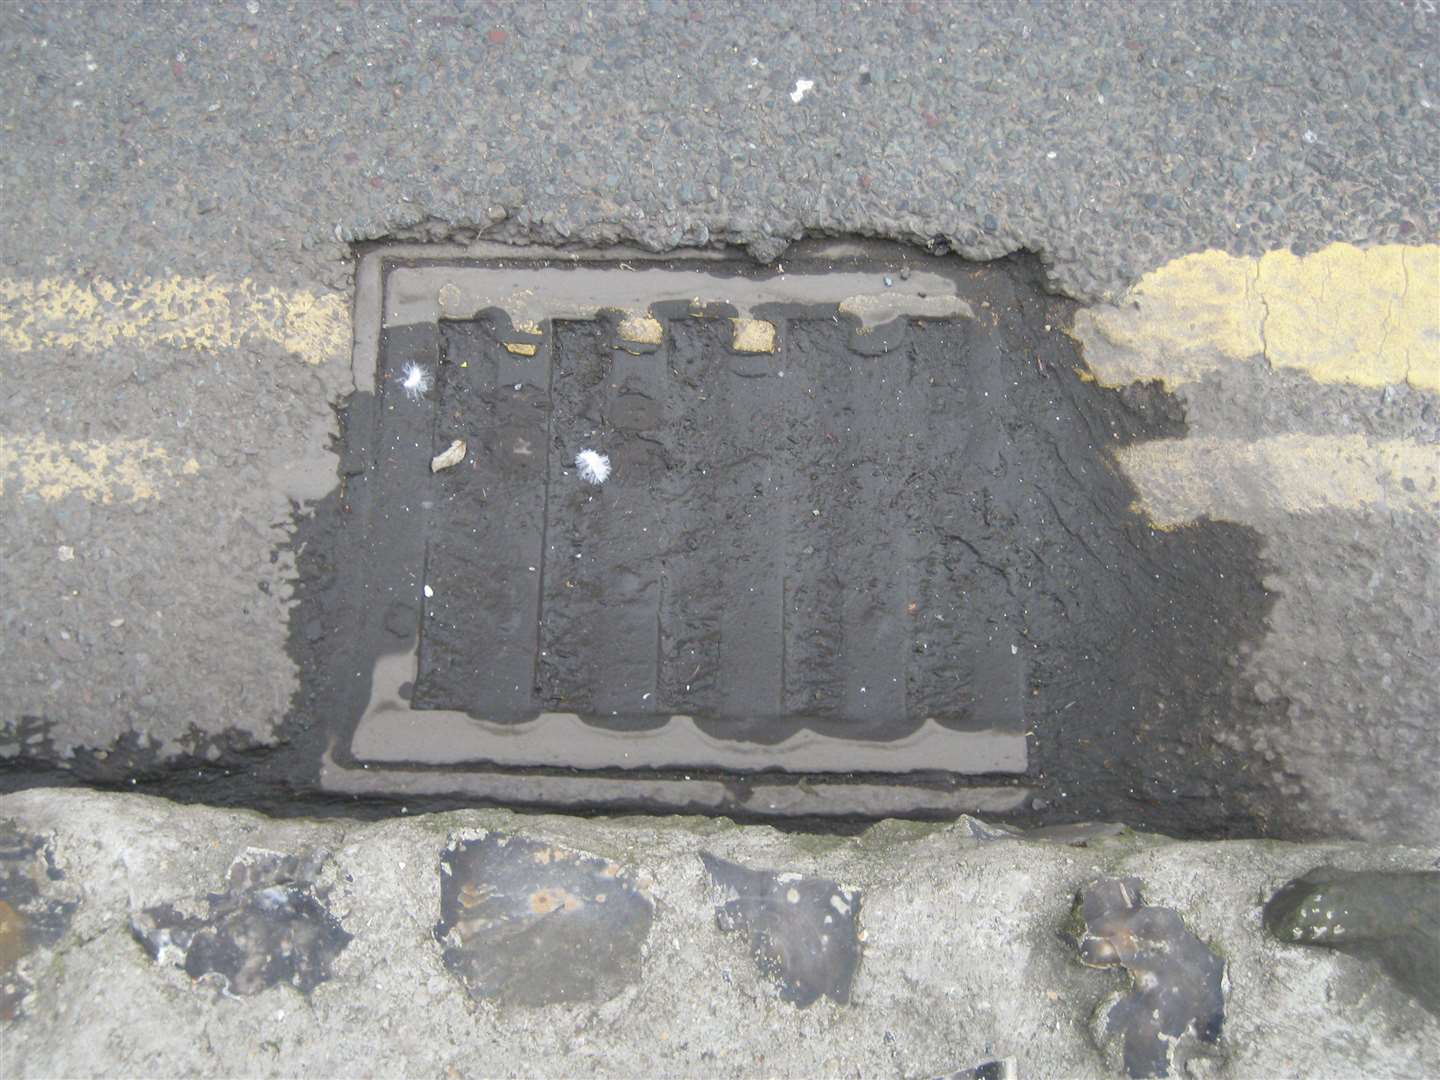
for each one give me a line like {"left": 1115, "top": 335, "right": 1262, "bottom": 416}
{"left": 130, "top": 849, "right": 351, "bottom": 997}
{"left": 1264, "top": 865, "right": 1440, "bottom": 1015}
{"left": 701, "top": 851, "right": 861, "bottom": 1007}
{"left": 931, "top": 1059, "right": 1017, "bottom": 1080}
{"left": 434, "top": 833, "right": 654, "bottom": 1007}
{"left": 0, "top": 824, "right": 76, "bottom": 1021}
{"left": 1069, "top": 876, "right": 1225, "bottom": 1079}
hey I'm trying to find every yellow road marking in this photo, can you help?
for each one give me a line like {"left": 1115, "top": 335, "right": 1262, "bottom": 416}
{"left": 1073, "top": 243, "right": 1440, "bottom": 392}
{"left": 0, "top": 276, "right": 349, "bottom": 365}
{"left": 0, "top": 434, "right": 200, "bottom": 503}
{"left": 1117, "top": 435, "right": 1440, "bottom": 527}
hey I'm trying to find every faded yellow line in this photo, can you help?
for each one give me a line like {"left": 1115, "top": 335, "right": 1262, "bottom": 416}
{"left": 616, "top": 311, "right": 664, "bottom": 346}
{"left": 731, "top": 318, "right": 777, "bottom": 354}
{"left": 0, "top": 435, "right": 199, "bottom": 503}
{"left": 0, "top": 276, "right": 349, "bottom": 365}
{"left": 1117, "top": 435, "right": 1440, "bottom": 527}
{"left": 1073, "top": 243, "right": 1440, "bottom": 393}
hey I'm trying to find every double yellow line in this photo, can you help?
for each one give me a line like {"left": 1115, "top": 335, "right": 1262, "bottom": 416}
{"left": 0, "top": 276, "right": 348, "bottom": 501}
{"left": 0, "top": 275, "right": 348, "bottom": 361}
{"left": 1, "top": 246, "right": 1435, "bottom": 518}
{"left": 1072, "top": 242, "right": 1439, "bottom": 528}
{"left": 1073, "top": 243, "right": 1439, "bottom": 393}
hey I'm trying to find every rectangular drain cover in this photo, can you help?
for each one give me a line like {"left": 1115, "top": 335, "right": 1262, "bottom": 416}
{"left": 321, "top": 242, "right": 1038, "bottom": 816}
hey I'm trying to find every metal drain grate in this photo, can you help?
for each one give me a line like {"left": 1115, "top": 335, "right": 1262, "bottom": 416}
{"left": 315, "top": 242, "right": 1100, "bottom": 816}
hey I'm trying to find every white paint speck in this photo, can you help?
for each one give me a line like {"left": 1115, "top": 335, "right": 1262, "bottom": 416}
{"left": 575, "top": 448, "right": 611, "bottom": 485}
{"left": 423, "top": 584, "right": 433, "bottom": 598}
{"left": 790, "top": 78, "right": 815, "bottom": 103}
{"left": 401, "top": 361, "right": 432, "bottom": 401}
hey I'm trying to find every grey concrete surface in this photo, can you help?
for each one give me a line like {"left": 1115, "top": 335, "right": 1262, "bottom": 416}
{"left": 2, "top": 790, "right": 1438, "bottom": 1078}
{"left": 0, "top": 0, "right": 1437, "bottom": 838}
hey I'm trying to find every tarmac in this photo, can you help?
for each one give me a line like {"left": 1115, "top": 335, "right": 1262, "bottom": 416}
{"left": 0, "top": 2, "right": 1437, "bottom": 1075}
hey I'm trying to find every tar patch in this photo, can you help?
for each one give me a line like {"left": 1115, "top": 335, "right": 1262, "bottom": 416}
{"left": 294, "top": 242, "right": 1275, "bottom": 829}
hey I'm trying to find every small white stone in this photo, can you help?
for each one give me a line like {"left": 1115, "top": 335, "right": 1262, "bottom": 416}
{"left": 430, "top": 439, "right": 466, "bottom": 472}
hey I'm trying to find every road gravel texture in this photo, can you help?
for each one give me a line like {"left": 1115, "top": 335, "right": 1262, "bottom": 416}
{"left": 0, "top": 2, "right": 1437, "bottom": 840}
{"left": 3, "top": 1, "right": 1433, "bottom": 292}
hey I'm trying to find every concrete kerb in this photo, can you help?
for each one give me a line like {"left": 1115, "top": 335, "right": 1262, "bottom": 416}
{"left": 0, "top": 789, "right": 1436, "bottom": 1079}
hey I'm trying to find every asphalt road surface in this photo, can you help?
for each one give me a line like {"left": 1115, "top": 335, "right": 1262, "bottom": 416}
{"left": 1, "top": 0, "right": 1436, "bottom": 842}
